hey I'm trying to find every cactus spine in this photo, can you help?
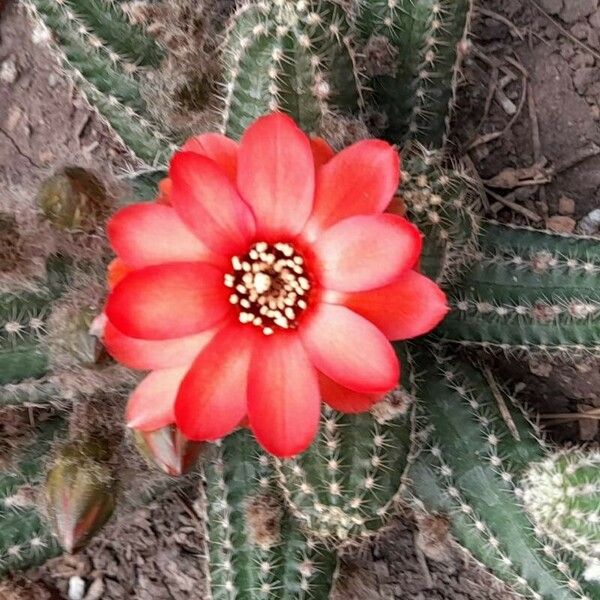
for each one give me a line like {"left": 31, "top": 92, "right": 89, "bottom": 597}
{"left": 523, "top": 450, "right": 600, "bottom": 570}
{"left": 400, "top": 144, "right": 481, "bottom": 284}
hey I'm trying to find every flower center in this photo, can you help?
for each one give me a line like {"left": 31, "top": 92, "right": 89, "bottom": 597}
{"left": 224, "top": 242, "right": 311, "bottom": 335}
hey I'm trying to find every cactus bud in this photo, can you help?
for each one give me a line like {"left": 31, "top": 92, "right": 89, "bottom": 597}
{"left": 45, "top": 441, "right": 116, "bottom": 553}
{"left": 133, "top": 425, "right": 205, "bottom": 477}
{"left": 37, "top": 167, "right": 108, "bottom": 231}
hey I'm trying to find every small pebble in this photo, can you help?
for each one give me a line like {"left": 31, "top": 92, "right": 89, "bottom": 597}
{"left": 558, "top": 195, "right": 576, "bottom": 215}
{"left": 577, "top": 208, "right": 600, "bottom": 234}
{"left": 68, "top": 575, "right": 86, "bottom": 600}
{"left": 0, "top": 57, "right": 18, "bottom": 84}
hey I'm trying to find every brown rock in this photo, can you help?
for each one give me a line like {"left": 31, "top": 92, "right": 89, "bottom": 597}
{"left": 558, "top": 195, "right": 576, "bottom": 215}
{"left": 529, "top": 359, "right": 553, "bottom": 378}
{"left": 561, "top": 0, "right": 598, "bottom": 24}
{"left": 546, "top": 215, "right": 576, "bottom": 233}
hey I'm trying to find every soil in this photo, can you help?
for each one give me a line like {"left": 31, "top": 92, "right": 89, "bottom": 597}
{"left": 1, "top": 0, "right": 599, "bottom": 598}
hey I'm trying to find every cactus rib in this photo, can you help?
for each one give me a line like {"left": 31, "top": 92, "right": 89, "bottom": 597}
{"left": 438, "top": 221, "right": 600, "bottom": 355}
{"left": 222, "top": 0, "right": 362, "bottom": 139}
{"left": 358, "top": 0, "right": 472, "bottom": 148}
{"left": 202, "top": 429, "right": 338, "bottom": 599}
{"left": 409, "top": 346, "right": 600, "bottom": 600}
{"left": 0, "top": 418, "right": 66, "bottom": 575}
{"left": 24, "top": 0, "right": 174, "bottom": 164}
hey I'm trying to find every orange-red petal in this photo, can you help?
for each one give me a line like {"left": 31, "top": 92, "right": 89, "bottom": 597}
{"left": 170, "top": 151, "right": 255, "bottom": 255}
{"left": 108, "top": 203, "right": 223, "bottom": 269}
{"left": 106, "top": 262, "right": 230, "bottom": 340}
{"left": 312, "top": 214, "right": 422, "bottom": 292}
{"left": 103, "top": 320, "right": 220, "bottom": 370}
{"left": 126, "top": 367, "right": 188, "bottom": 431}
{"left": 318, "top": 372, "right": 382, "bottom": 413}
{"left": 107, "top": 258, "right": 133, "bottom": 290}
{"left": 156, "top": 178, "right": 172, "bottom": 205}
{"left": 300, "top": 303, "right": 399, "bottom": 394}
{"left": 238, "top": 113, "right": 314, "bottom": 237}
{"left": 174, "top": 322, "right": 257, "bottom": 441}
{"left": 303, "top": 139, "right": 400, "bottom": 239}
{"left": 248, "top": 333, "right": 320, "bottom": 457}
{"left": 338, "top": 270, "right": 448, "bottom": 340}
{"left": 310, "top": 136, "right": 335, "bottom": 169}
{"left": 181, "top": 132, "right": 238, "bottom": 184}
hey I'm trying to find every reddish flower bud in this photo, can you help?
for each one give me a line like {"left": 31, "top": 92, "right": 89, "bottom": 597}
{"left": 133, "top": 425, "right": 205, "bottom": 477}
{"left": 45, "top": 441, "right": 116, "bottom": 553}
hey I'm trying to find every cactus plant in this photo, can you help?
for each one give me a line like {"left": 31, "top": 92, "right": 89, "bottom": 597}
{"left": 523, "top": 450, "right": 600, "bottom": 568}
{"left": 438, "top": 221, "right": 600, "bottom": 355}
{"left": 4, "top": 1, "right": 600, "bottom": 599}
{"left": 22, "top": 0, "right": 175, "bottom": 164}
{"left": 409, "top": 346, "right": 600, "bottom": 600}
{"left": 0, "top": 417, "right": 66, "bottom": 575}
{"left": 358, "top": 0, "right": 472, "bottom": 148}
{"left": 221, "top": 0, "right": 363, "bottom": 139}
{"left": 202, "top": 429, "right": 338, "bottom": 599}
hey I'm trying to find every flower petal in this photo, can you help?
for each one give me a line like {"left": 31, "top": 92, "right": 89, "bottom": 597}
{"left": 157, "top": 178, "right": 172, "bottom": 205}
{"left": 182, "top": 133, "right": 238, "bottom": 183}
{"left": 104, "top": 320, "right": 219, "bottom": 370}
{"left": 170, "top": 151, "right": 255, "bottom": 255}
{"left": 303, "top": 139, "right": 400, "bottom": 238}
{"left": 313, "top": 214, "right": 422, "bottom": 292}
{"left": 318, "top": 372, "right": 382, "bottom": 413}
{"left": 238, "top": 113, "right": 314, "bottom": 237}
{"left": 300, "top": 303, "right": 399, "bottom": 393}
{"left": 107, "top": 258, "right": 132, "bottom": 290}
{"left": 310, "top": 136, "right": 335, "bottom": 169}
{"left": 108, "top": 203, "right": 223, "bottom": 269}
{"left": 174, "top": 323, "right": 257, "bottom": 441}
{"left": 339, "top": 270, "right": 449, "bottom": 340}
{"left": 248, "top": 334, "right": 320, "bottom": 457}
{"left": 106, "top": 262, "right": 230, "bottom": 340}
{"left": 126, "top": 367, "right": 188, "bottom": 431}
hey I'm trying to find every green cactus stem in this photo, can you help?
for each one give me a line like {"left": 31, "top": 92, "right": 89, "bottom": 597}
{"left": 23, "top": 0, "right": 174, "bottom": 164}
{"left": 202, "top": 429, "right": 338, "bottom": 599}
{"left": 358, "top": 0, "right": 472, "bottom": 148}
{"left": 222, "top": 0, "right": 363, "bottom": 140}
{"left": 0, "top": 256, "right": 72, "bottom": 387}
{"left": 523, "top": 449, "right": 600, "bottom": 569}
{"left": 400, "top": 144, "right": 481, "bottom": 285}
{"left": 274, "top": 345, "right": 415, "bottom": 543}
{"left": 409, "top": 346, "right": 599, "bottom": 600}
{"left": 0, "top": 417, "right": 66, "bottom": 575}
{"left": 437, "top": 221, "right": 600, "bottom": 355}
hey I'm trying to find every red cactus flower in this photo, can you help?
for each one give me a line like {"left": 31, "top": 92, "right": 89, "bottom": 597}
{"left": 103, "top": 113, "right": 448, "bottom": 457}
